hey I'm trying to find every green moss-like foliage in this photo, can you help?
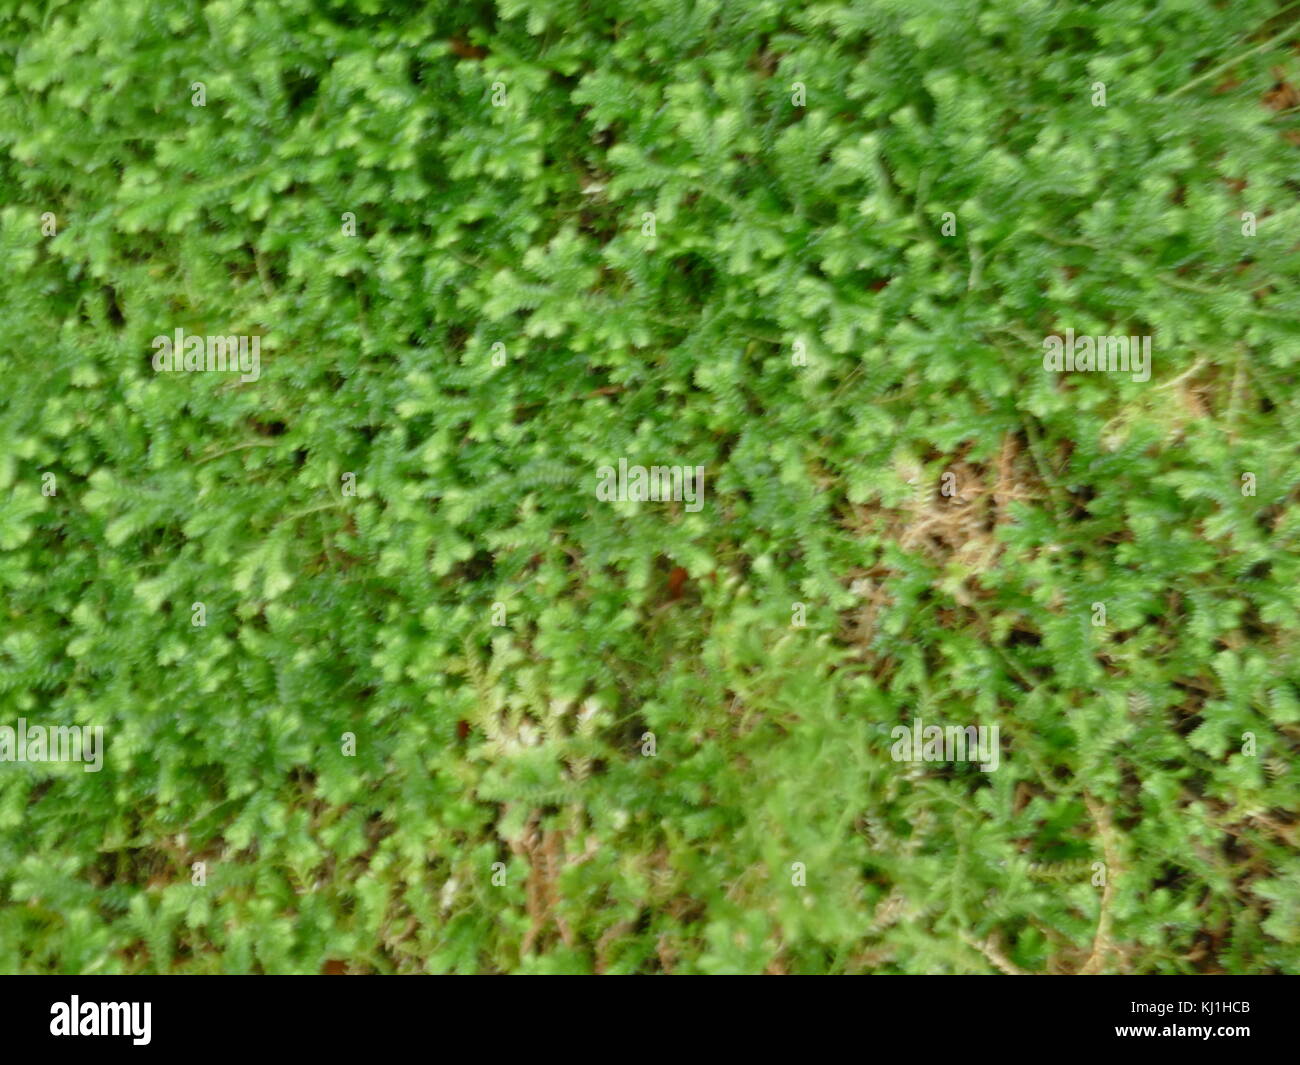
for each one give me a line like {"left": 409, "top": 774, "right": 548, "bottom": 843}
{"left": 0, "top": 0, "right": 1297, "bottom": 973}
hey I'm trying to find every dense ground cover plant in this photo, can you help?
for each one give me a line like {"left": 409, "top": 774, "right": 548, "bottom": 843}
{"left": 0, "top": 0, "right": 1297, "bottom": 974}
